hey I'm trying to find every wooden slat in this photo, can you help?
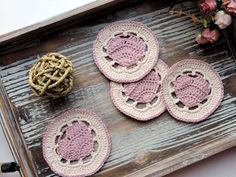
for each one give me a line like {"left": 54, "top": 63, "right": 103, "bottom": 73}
{"left": 0, "top": 79, "right": 37, "bottom": 177}
{"left": 0, "top": 0, "right": 236, "bottom": 177}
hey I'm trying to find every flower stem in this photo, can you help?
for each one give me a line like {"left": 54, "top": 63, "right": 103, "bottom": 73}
{"left": 169, "top": 10, "right": 204, "bottom": 24}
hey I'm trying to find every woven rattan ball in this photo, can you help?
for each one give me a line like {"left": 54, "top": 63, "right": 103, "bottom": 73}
{"left": 28, "top": 53, "right": 73, "bottom": 97}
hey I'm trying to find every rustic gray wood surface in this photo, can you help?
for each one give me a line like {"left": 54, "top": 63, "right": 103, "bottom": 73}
{"left": 0, "top": 0, "right": 236, "bottom": 177}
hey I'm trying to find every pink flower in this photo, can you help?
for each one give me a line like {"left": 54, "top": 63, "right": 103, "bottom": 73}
{"left": 199, "top": 0, "right": 217, "bottom": 15}
{"left": 202, "top": 28, "right": 220, "bottom": 43}
{"left": 196, "top": 28, "right": 220, "bottom": 44}
{"left": 222, "top": 0, "right": 236, "bottom": 14}
{"left": 215, "top": 10, "right": 232, "bottom": 29}
{"left": 195, "top": 34, "right": 208, "bottom": 44}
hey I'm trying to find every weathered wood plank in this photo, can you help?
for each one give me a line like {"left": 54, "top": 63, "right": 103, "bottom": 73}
{"left": 0, "top": 0, "right": 236, "bottom": 177}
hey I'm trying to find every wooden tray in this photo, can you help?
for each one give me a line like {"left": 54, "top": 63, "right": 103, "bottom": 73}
{"left": 1, "top": 0, "right": 236, "bottom": 176}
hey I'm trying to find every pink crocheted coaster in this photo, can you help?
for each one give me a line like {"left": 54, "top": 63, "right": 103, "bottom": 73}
{"left": 42, "top": 109, "right": 111, "bottom": 177}
{"left": 93, "top": 20, "right": 159, "bottom": 83}
{"left": 162, "top": 59, "right": 224, "bottom": 123}
{"left": 110, "top": 60, "right": 169, "bottom": 121}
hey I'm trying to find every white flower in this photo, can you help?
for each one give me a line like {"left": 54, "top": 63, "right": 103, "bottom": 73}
{"left": 214, "top": 10, "right": 232, "bottom": 29}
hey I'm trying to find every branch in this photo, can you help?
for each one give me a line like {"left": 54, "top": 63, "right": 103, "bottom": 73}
{"left": 169, "top": 10, "right": 205, "bottom": 25}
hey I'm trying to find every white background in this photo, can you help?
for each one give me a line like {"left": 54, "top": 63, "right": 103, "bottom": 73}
{"left": 0, "top": 0, "right": 235, "bottom": 177}
{"left": 0, "top": 0, "right": 95, "bottom": 35}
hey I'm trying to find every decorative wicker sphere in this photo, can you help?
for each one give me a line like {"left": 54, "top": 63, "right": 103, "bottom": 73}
{"left": 28, "top": 53, "right": 73, "bottom": 97}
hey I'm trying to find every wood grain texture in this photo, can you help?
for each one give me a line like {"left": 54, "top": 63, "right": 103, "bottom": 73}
{"left": 0, "top": 0, "right": 236, "bottom": 177}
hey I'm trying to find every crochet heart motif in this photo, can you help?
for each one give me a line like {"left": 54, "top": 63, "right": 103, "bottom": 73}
{"left": 56, "top": 122, "right": 93, "bottom": 161}
{"left": 106, "top": 34, "right": 146, "bottom": 67}
{"left": 173, "top": 73, "right": 210, "bottom": 108}
{"left": 123, "top": 71, "right": 160, "bottom": 103}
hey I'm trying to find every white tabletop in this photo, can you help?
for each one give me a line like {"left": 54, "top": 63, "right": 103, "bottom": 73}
{"left": 0, "top": 0, "right": 235, "bottom": 177}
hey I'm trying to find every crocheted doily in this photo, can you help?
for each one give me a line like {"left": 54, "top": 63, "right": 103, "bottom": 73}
{"left": 162, "top": 59, "right": 224, "bottom": 123}
{"left": 43, "top": 109, "right": 111, "bottom": 177}
{"left": 93, "top": 20, "right": 159, "bottom": 83}
{"left": 110, "top": 60, "right": 169, "bottom": 121}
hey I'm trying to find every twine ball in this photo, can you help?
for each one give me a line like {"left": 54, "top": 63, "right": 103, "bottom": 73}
{"left": 28, "top": 53, "right": 73, "bottom": 97}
